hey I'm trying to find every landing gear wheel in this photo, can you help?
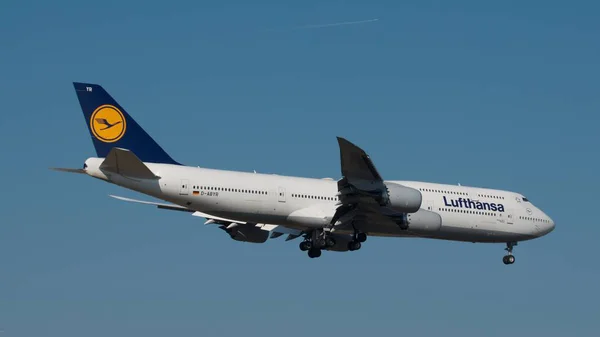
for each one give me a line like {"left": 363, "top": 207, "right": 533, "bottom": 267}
{"left": 502, "top": 255, "right": 516, "bottom": 265}
{"left": 316, "top": 238, "right": 327, "bottom": 249}
{"left": 348, "top": 241, "right": 362, "bottom": 251}
{"left": 356, "top": 232, "right": 367, "bottom": 243}
{"left": 299, "top": 241, "right": 312, "bottom": 251}
{"left": 326, "top": 237, "right": 336, "bottom": 248}
{"left": 308, "top": 248, "right": 322, "bottom": 258}
{"left": 503, "top": 242, "right": 517, "bottom": 265}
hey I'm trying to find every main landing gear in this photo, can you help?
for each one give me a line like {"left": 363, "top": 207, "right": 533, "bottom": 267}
{"left": 299, "top": 230, "right": 336, "bottom": 259}
{"left": 299, "top": 230, "right": 368, "bottom": 258}
{"left": 347, "top": 231, "right": 367, "bottom": 251}
{"left": 299, "top": 239, "right": 322, "bottom": 258}
{"left": 502, "top": 242, "right": 517, "bottom": 265}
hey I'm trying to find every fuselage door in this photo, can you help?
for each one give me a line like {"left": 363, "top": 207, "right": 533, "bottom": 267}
{"left": 426, "top": 200, "right": 434, "bottom": 211}
{"left": 179, "top": 179, "right": 189, "bottom": 195}
{"left": 278, "top": 186, "right": 286, "bottom": 203}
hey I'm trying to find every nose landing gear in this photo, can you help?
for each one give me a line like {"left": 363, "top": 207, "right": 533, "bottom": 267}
{"left": 503, "top": 242, "right": 517, "bottom": 265}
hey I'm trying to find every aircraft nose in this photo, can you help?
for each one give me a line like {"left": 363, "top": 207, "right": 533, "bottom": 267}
{"left": 541, "top": 217, "right": 555, "bottom": 235}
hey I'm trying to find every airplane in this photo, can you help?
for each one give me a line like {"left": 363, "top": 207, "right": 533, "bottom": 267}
{"left": 53, "top": 82, "right": 555, "bottom": 264}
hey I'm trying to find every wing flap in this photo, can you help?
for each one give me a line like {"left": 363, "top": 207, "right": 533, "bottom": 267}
{"left": 191, "top": 211, "right": 248, "bottom": 225}
{"left": 109, "top": 195, "right": 303, "bottom": 237}
{"left": 109, "top": 195, "right": 192, "bottom": 212}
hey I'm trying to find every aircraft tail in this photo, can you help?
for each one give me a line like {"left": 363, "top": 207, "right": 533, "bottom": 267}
{"left": 72, "top": 82, "right": 180, "bottom": 165}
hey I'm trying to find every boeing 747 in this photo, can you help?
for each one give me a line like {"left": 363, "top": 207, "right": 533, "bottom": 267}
{"left": 53, "top": 83, "right": 555, "bottom": 264}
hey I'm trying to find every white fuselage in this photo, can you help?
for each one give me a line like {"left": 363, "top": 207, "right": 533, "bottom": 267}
{"left": 85, "top": 158, "right": 555, "bottom": 243}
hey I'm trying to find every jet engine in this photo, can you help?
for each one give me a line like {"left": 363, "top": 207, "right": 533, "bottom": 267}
{"left": 385, "top": 182, "right": 422, "bottom": 213}
{"left": 219, "top": 223, "right": 269, "bottom": 243}
{"left": 404, "top": 209, "right": 442, "bottom": 233}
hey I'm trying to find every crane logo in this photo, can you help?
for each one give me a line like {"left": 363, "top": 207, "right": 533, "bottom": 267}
{"left": 90, "top": 105, "right": 126, "bottom": 143}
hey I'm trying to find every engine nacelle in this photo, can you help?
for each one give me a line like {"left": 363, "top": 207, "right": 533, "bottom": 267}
{"left": 385, "top": 182, "right": 422, "bottom": 213}
{"left": 219, "top": 223, "right": 269, "bottom": 243}
{"left": 405, "top": 209, "right": 442, "bottom": 233}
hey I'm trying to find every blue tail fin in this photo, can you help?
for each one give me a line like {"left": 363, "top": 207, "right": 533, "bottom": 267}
{"left": 73, "top": 82, "right": 180, "bottom": 165}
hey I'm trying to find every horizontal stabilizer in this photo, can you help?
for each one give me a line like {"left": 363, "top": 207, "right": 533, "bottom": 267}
{"left": 100, "top": 148, "right": 159, "bottom": 179}
{"left": 50, "top": 167, "right": 86, "bottom": 174}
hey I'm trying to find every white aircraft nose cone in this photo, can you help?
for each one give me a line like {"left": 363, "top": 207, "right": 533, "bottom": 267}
{"left": 541, "top": 218, "right": 555, "bottom": 235}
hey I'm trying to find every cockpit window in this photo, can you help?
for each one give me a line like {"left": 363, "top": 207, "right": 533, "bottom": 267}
{"left": 522, "top": 197, "right": 529, "bottom": 202}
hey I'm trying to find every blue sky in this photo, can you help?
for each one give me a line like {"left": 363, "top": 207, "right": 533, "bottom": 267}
{"left": 1, "top": 0, "right": 599, "bottom": 336}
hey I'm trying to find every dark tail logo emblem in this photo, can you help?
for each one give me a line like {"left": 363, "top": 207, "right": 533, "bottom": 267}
{"left": 95, "top": 118, "right": 123, "bottom": 130}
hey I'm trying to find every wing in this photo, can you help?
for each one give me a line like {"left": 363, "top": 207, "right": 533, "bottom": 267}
{"left": 109, "top": 195, "right": 303, "bottom": 241}
{"left": 330, "top": 137, "right": 399, "bottom": 232}
{"left": 337, "top": 137, "right": 383, "bottom": 182}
